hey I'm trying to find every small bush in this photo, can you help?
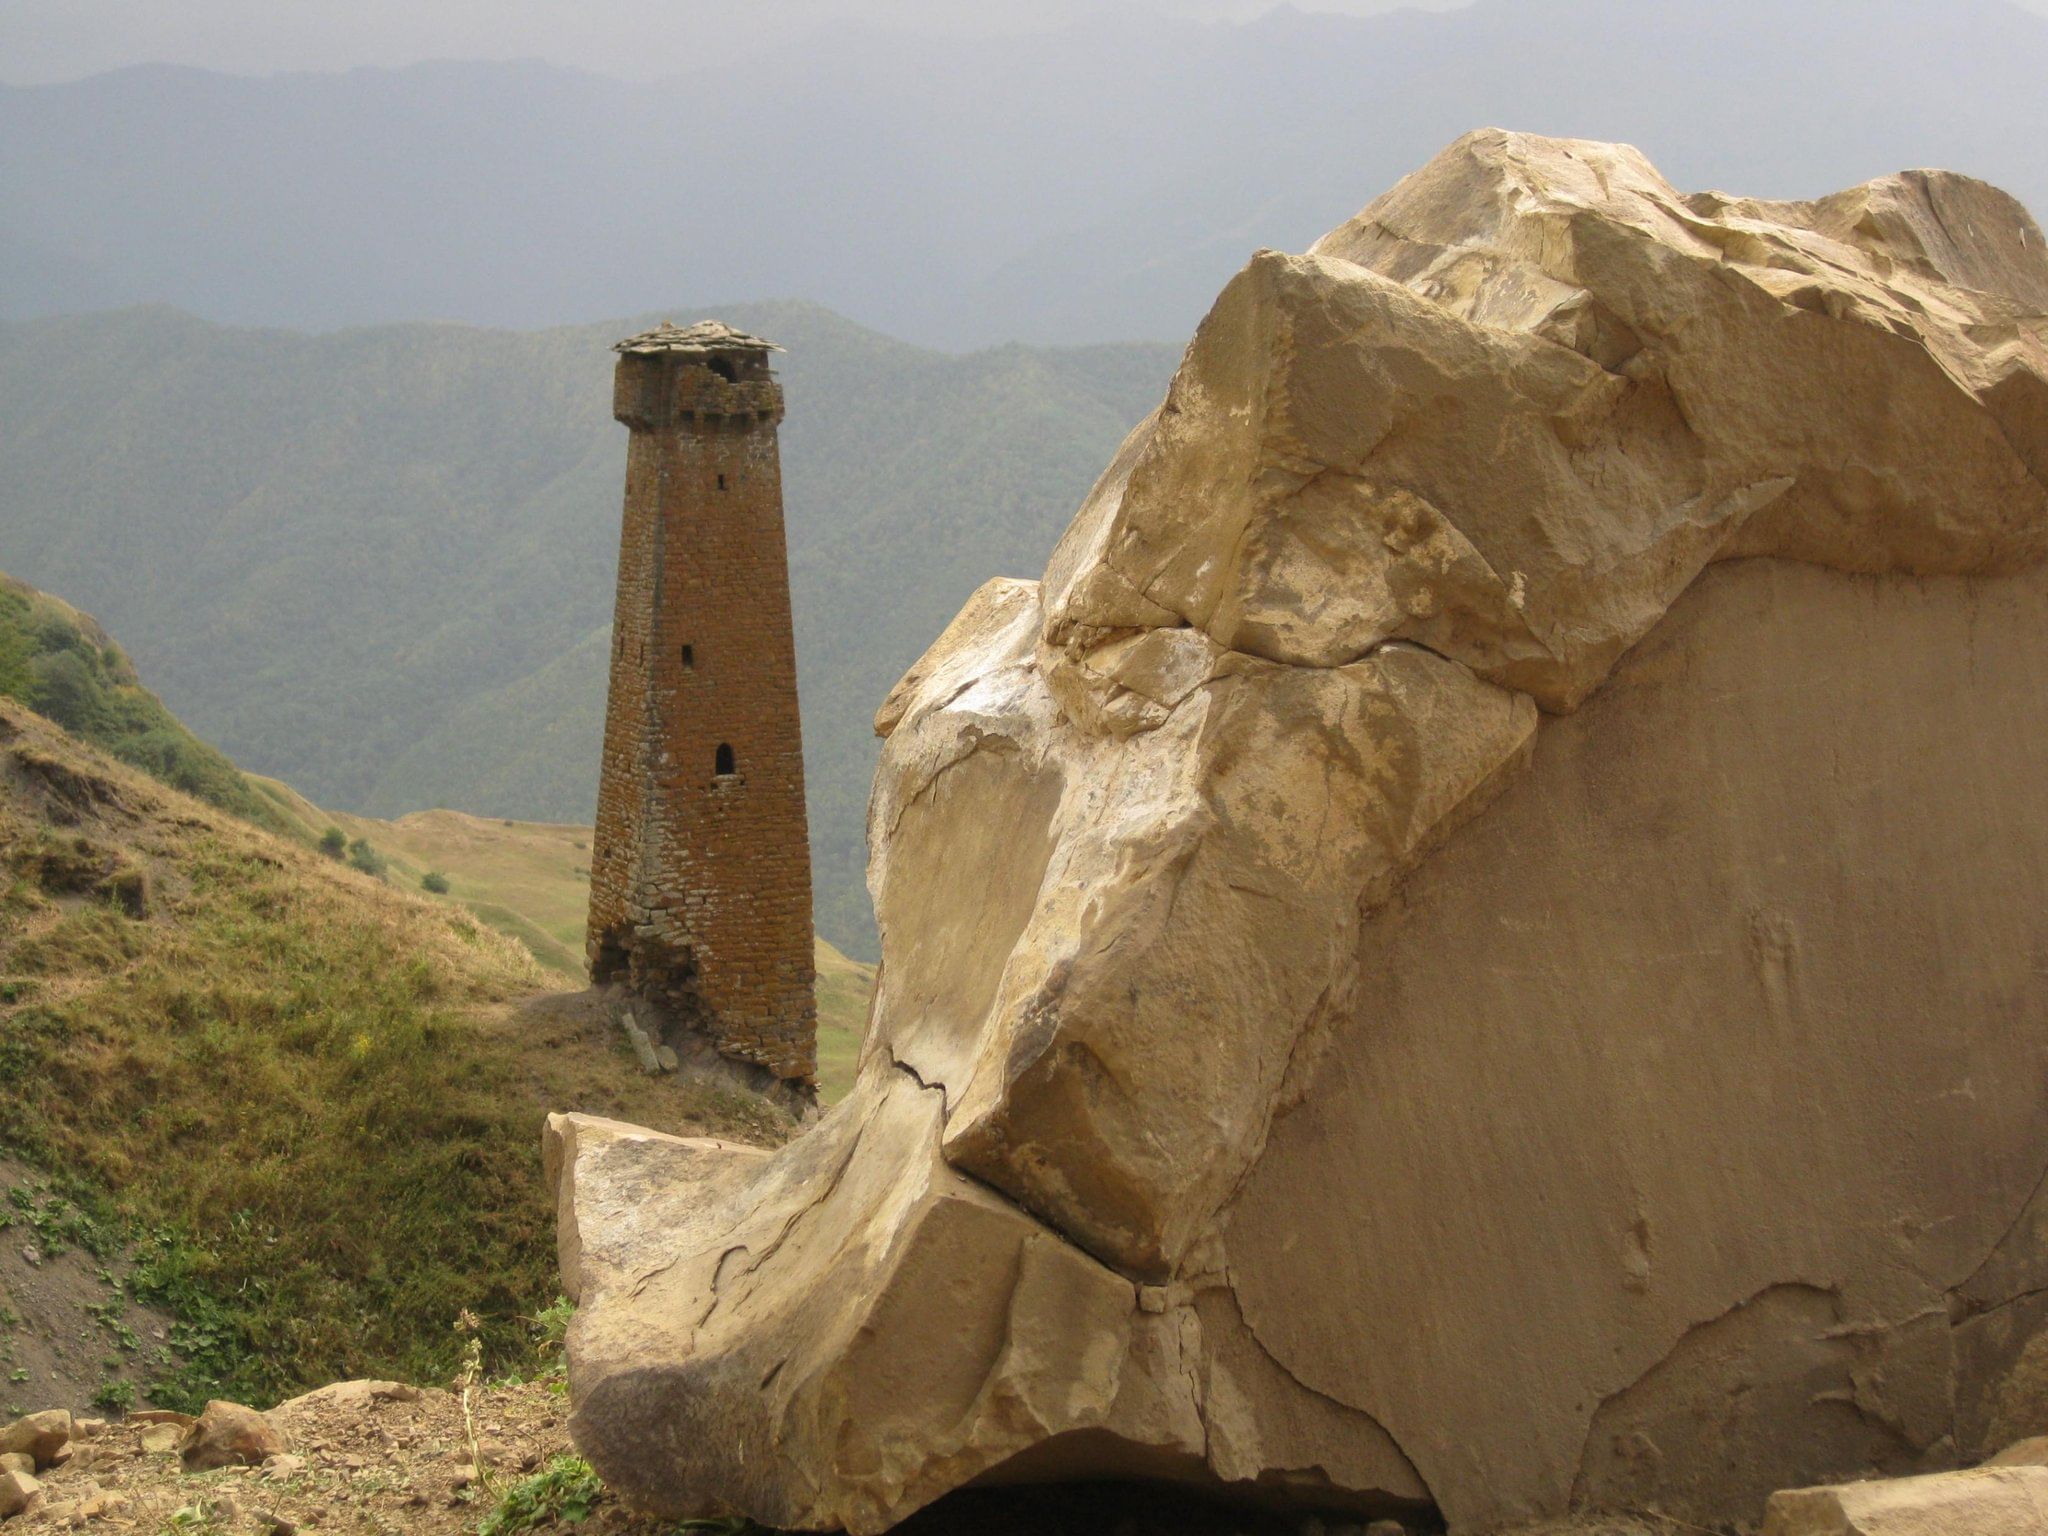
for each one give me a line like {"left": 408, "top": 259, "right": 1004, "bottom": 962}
{"left": 421, "top": 871, "right": 451, "bottom": 895}
{"left": 531, "top": 1296, "right": 573, "bottom": 1355}
{"left": 91, "top": 1378, "right": 136, "bottom": 1413}
{"left": 346, "top": 837, "right": 387, "bottom": 878}
{"left": 480, "top": 1456, "right": 603, "bottom": 1536}
{"left": 318, "top": 828, "right": 347, "bottom": 859}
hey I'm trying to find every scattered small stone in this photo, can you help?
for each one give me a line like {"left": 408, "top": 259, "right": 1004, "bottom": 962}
{"left": 71, "top": 1421, "right": 106, "bottom": 1441}
{"left": 63, "top": 1482, "right": 101, "bottom": 1507}
{"left": 127, "top": 1411, "right": 194, "bottom": 1428}
{"left": 270, "top": 1381, "right": 419, "bottom": 1422}
{"left": 18, "top": 1246, "right": 39, "bottom": 1269}
{"left": 261, "top": 1454, "right": 305, "bottom": 1482}
{"left": 78, "top": 1489, "right": 128, "bottom": 1520}
{"left": 180, "top": 1402, "right": 285, "bottom": 1471}
{"left": 138, "top": 1425, "right": 182, "bottom": 1455}
{"left": 0, "top": 1411, "right": 72, "bottom": 1468}
{"left": 619, "top": 1011, "right": 663, "bottom": 1074}
{"left": 449, "top": 1464, "right": 477, "bottom": 1490}
{"left": 0, "top": 1469, "right": 40, "bottom": 1520}
{"left": 0, "top": 1458, "right": 27, "bottom": 1479}
{"left": 252, "top": 1508, "right": 295, "bottom": 1536}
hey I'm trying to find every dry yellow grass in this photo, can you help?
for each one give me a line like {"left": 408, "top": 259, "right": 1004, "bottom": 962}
{"left": 248, "top": 777, "right": 876, "bottom": 1100}
{"left": 0, "top": 701, "right": 790, "bottom": 1409}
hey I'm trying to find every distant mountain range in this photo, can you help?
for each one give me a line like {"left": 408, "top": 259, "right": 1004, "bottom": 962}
{"left": 4, "top": 0, "right": 2046, "bottom": 349}
{"left": 0, "top": 303, "right": 1176, "bottom": 956}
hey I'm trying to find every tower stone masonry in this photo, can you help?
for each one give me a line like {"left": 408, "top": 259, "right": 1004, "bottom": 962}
{"left": 587, "top": 320, "right": 817, "bottom": 1093}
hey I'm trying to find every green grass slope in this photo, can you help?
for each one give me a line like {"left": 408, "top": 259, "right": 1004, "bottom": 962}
{"left": 0, "top": 573, "right": 287, "bottom": 835}
{"left": 0, "top": 304, "right": 1176, "bottom": 956}
{"left": 0, "top": 697, "right": 790, "bottom": 1414}
{"left": 249, "top": 776, "right": 876, "bottom": 1102}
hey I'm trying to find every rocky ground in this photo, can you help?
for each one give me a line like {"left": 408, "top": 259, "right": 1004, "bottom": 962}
{"left": 0, "top": 1388, "right": 1703, "bottom": 1536}
{"left": 16, "top": 1386, "right": 2035, "bottom": 1536}
{"left": 0, "top": 1381, "right": 644, "bottom": 1536}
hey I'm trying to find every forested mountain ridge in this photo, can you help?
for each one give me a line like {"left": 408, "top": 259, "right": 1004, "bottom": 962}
{"left": 0, "top": 303, "right": 1177, "bottom": 954}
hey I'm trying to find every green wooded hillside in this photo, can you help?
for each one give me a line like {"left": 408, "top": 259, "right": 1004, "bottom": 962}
{"left": 0, "top": 304, "right": 1176, "bottom": 955}
{"left": 0, "top": 573, "right": 286, "bottom": 834}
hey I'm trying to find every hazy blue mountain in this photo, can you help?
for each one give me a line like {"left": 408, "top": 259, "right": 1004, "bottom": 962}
{"left": 0, "top": 303, "right": 1174, "bottom": 955}
{"left": 3, "top": 0, "right": 2045, "bottom": 349}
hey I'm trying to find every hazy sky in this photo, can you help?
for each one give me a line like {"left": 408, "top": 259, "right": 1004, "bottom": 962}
{"left": 3, "top": 0, "right": 1480, "bottom": 84}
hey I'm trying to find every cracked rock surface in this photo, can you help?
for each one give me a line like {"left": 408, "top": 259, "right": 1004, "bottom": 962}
{"left": 549, "top": 130, "right": 2048, "bottom": 1533}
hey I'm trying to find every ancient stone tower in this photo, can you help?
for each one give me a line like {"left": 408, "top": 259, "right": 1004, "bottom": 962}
{"left": 587, "top": 320, "right": 816, "bottom": 1094}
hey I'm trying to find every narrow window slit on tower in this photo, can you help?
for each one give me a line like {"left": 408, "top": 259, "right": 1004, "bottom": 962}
{"left": 681, "top": 644, "right": 695, "bottom": 669}
{"left": 717, "top": 473, "right": 727, "bottom": 491}
{"left": 715, "top": 743, "right": 736, "bottom": 777}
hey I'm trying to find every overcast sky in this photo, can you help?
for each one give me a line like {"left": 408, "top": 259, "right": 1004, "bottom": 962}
{"left": 3, "top": 0, "right": 1460, "bottom": 84}
{"left": 7, "top": 0, "right": 2044, "bottom": 81}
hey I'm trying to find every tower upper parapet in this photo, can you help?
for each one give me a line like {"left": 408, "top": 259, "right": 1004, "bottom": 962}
{"left": 613, "top": 319, "right": 783, "bottom": 430}
{"left": 614, "top": 319, "right": 783, "bottom": 358}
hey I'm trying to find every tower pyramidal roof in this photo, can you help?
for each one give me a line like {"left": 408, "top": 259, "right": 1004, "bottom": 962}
{"left": 613, "top": 319, "right": 783, "bottom": 356}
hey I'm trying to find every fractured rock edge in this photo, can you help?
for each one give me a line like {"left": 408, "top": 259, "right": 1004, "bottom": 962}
{"left": 556, "top": 128, "right": 2048, "bottom": 1534}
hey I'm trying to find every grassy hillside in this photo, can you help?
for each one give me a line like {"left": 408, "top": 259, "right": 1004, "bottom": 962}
{"left": 0, "top": 696, "right": 793, "bottom": 1414}
{"left": 0, "top": 570, "right": 875, "bottom": 1096}
{"left": 0, "top": 573, "right": 286, "bottom": 835}
{"left": 0, "top": 304, "right": 1175, "bottom": 956}
{"left": 250, "top": 776, "right": 875, "bottom": 1100}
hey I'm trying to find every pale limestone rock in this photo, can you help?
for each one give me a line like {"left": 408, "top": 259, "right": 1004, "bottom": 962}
{"left": 0, "top": 1468, "right": 39, "bottom": 1520}
{"left": 1762, "top": 1466, "right": 2048, "bottom": 1534}
{"left": 554, "top": 130, "right": 2048, "bottom": 1533}
{"left": 179, "top": 1401, "right": 284, "bottom": 1470}
{"left": 0, "top": 1413, "right": 69, "bottom": 1469}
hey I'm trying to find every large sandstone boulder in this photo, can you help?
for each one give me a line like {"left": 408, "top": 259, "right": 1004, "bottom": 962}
{"left": 550, "top": 130, "right": 2048, "bottom": 1533}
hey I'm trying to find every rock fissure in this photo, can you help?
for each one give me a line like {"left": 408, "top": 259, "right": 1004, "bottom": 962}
{"left": 1951, "top": 1151, "right": 2048, "bottom": 1305}
{"left": 1212, "top": 1279, "right": 1437, "bottom": 1510}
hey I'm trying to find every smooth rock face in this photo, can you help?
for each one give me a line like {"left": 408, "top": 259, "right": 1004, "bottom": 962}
{"left": 554, "top": 130, "right": 2048, "bottom": 1533}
